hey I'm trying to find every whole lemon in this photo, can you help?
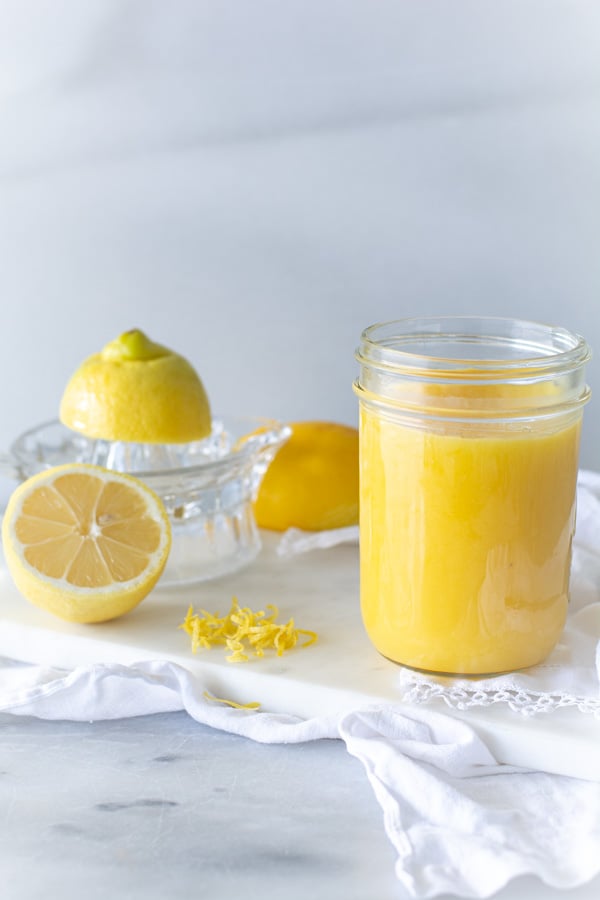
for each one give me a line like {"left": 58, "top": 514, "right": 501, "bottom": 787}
{"left": 253, "top": 421, "right": 359, "bottom": 532}
{"left": 59, "top": 329, "right": 211, "bottom": 444}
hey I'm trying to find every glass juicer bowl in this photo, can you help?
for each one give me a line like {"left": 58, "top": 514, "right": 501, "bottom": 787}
{"left": 0, "top": 416, "right": 290, "bottom": 586}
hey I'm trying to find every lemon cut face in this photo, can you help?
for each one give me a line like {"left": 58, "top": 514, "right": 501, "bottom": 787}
{"left": 2, "top": 464, "right": 172, "bottom": 623}
{"left": 253, "top": 421, "right": 359, "bottom": 532}
{"left": 59, "top": 329, "right": 211, "bottom": 444}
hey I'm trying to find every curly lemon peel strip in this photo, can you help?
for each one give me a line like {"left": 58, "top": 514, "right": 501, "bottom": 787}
{"left": 179, "top": 597, "right": 317, "bottom": 663}
{"left": 203, "top": 691, "right": 261, "bottom": 710}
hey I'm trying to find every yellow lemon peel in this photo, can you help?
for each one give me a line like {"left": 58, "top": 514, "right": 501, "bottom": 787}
{"left": 253, "top": 420, "right": 359, "bottom": 532}
{"left": 60, "top": 328, "right": 211, "bottom": 444}
{"left": 179, "top": 597, "right": 317, "bottom": 663}
{"left": 203, "top": 691, "right": 261, "bottom": 710}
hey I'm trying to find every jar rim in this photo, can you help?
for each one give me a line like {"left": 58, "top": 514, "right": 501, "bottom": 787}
{"left": 357, "top": 316, "right": 591, "bottom": 377}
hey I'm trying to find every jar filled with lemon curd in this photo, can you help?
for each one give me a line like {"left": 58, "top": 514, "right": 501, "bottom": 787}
{"left": 353, "top": 316, "right": 591, "bottom": 676}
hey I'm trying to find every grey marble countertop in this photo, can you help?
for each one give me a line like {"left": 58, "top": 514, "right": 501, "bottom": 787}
{"left": 1, "top": 709, "right": 401, "bottom": 900}
{"left": 1, "top": 706, "right": 599, "bottom": 900}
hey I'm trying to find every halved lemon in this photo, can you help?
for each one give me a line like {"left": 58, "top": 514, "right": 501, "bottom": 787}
{"left": 253, "top": 421, "right": 359, "bottom": 532}
{"left": 59, "top": 328, "right": 212, "bottom": 444}
{"left": 1, "top": 463, "right": 171, "bottom": 623}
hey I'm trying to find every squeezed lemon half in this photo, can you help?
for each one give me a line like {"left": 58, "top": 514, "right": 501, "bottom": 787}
{"left": 2, "top": 463, "right": 172, "bottom": 623}
{"left": 253, "top": 421, "right": 359, "bottom": 532}
{"left": 59, "top": 328, "right": 211, "bottom": 444}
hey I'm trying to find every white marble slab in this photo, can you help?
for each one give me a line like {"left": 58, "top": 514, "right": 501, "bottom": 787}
{"left": 1, "top": 534, "right": 598, "bottom": 782}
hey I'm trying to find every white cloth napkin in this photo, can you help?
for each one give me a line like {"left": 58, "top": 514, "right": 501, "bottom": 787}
{"left": 2, "top": 470, "right": 600, "bottom": 898}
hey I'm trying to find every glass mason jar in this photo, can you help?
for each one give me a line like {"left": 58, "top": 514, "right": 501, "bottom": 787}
{"left": 354, "top": 316, "right": 591, "bottom": 675}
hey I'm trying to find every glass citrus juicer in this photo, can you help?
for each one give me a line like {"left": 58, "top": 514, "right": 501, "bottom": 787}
{"left": 0, "top": 331, "right": 290, "bottom": 586}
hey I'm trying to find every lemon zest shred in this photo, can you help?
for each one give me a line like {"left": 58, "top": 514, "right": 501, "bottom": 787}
{"left": 203, "top": 691, "right": 261, "bottom": 710}
{"left": 179, "top": 597, "right": 317, "bottom": 663}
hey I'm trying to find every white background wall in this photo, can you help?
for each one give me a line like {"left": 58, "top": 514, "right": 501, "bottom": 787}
{"left": 1, "top": 0, "right": 599, "bottom": 468}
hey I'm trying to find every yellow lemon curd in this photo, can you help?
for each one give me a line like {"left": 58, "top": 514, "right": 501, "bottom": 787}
{"left": 358, "top": 393, "right": 582, "bottom": 675}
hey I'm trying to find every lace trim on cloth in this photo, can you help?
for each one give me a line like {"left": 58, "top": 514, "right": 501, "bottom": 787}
{"left": 399, "top": 681, "right": 600, "bottom": 719}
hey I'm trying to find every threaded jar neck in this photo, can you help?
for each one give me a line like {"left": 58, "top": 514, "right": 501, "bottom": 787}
{"left": 355, "top": 316, "right": 591, "bottom": 422}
